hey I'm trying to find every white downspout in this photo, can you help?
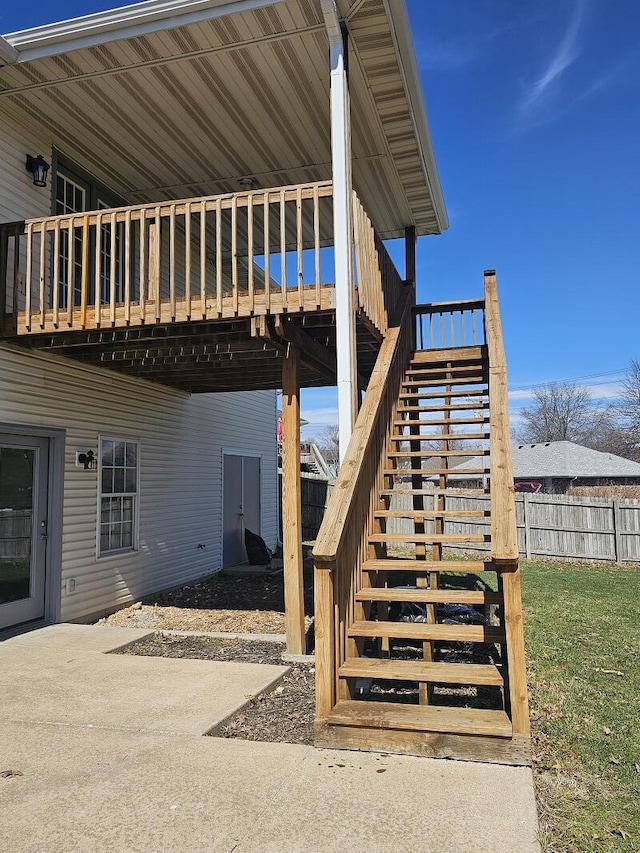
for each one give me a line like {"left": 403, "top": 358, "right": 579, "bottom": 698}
{"left": 321, "top": 0, "right": 357, "bottom": 464}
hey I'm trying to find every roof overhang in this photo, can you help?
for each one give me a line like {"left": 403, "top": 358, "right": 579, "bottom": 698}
{"left": 0, "top": 0, "right": 447, "bottom": 238}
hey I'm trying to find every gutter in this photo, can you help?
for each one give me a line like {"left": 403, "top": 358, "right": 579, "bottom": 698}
{"left": 0, "top": 36, "right": 18, "bottom": 66}
{"left": 384, "top": 0, "right": 448, "bottom": 232}
{"left": 2, "top": 0, "right": 284, "bottom": 63}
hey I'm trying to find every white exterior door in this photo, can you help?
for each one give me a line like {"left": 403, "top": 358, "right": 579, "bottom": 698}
{"left": 223, "top": 453, "right": 261, "bottom": 568}
{"left": 0, "top": 435, "right": 49, "bottom": 630}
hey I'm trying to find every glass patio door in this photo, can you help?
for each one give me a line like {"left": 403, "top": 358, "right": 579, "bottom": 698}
{"left": 0, "top": 435, "right": 49, "bottom": 631}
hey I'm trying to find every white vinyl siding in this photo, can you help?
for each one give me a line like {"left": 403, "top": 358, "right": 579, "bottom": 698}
{"left": 0, "top": 343, "right": 278, "bottom": 622}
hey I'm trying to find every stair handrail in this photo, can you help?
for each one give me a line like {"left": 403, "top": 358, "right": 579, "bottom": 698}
{"left": 313, "top": 287, "right": 414, "bottom": 721}
{"left": 483, "top": 270, "right": 518, "bottom": 562}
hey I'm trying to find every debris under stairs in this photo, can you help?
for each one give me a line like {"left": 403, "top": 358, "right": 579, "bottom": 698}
{"left": 313, "top": 273, "right": 531, "bottom": 765}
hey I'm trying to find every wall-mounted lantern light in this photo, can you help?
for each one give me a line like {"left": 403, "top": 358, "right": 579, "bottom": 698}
{"left": 75, "top": 450, "right": 96, "bottom": 470}
{"left": 25, "top": 154, "right": 50, "bottom": 188}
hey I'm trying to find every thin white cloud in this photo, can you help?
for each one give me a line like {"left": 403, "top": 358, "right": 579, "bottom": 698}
{"left": 516, "top": 0, "right": 590, "bottom": 127}
{"left": 509, "top": 381, "right": 623, "bottom": 403}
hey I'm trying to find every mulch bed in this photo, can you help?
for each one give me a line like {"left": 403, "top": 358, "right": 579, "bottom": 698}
{"left": 98, "top": 566, "right": 315, "bottom": 635}
{"left": 119, "top": 633, "right": 316, "bottom": 745}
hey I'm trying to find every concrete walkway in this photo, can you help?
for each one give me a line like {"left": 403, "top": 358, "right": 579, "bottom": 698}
{"left": 0, "top": 625, "right": 541, "bottom": 853}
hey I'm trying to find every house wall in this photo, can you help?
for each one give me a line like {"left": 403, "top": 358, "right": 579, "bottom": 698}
{"left": 0, "top": 343, "right": 278, "bottom": 622}
{"left": 0, "top": 104, "right": 279, "bottom": 624}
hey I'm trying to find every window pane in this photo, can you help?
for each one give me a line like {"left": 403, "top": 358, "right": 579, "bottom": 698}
{"left": 114, "top": 441, "right": 125, "bottom": 466}
{"left": 113, "top": 468, "right": 124, "bottom": 493}
{"left": 122, "top": 497, "right": 133, "bottom": 521}
{"left": 125, "top": 469, "right": 136, "bottom": 493}
{"left": 125, "top": 443, "right": 137, "bottom": 466}
{"left": 101, "top": 441, "right": 114, "bottom": 467}
{"left": 102, "top": 467, "right": 113, "bottom": 495}
{"left": 100, "top": 531, "right": 110, "bottom": 552}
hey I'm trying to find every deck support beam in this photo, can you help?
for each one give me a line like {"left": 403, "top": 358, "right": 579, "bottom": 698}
{"left": 322, "top": 0, "right": 357, "bottom": 463}
{"left": 281, "top": 343, "right": 306, "bottom": 655}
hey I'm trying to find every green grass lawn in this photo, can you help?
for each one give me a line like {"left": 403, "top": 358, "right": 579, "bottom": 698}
{"left": 521, "top": 560, "right": 640, "bottom": 852}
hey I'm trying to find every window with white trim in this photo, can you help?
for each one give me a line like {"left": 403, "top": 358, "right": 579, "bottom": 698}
{"left": 99, "top": 438, "right": 138, "bottom": 556}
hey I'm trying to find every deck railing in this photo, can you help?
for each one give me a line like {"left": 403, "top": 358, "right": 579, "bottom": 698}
{"left": 0, "top": 181, "right": 403, "bottom": 337}
{"left": 313, "top": 288, "right": 414, "bottom": 721}
{"left": 413, "top": 298, "right": 485, "bottom": 350}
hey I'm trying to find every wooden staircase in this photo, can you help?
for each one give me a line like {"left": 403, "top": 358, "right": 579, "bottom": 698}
{"left": 313, "top": 272, "right": 530, "bottom": 765}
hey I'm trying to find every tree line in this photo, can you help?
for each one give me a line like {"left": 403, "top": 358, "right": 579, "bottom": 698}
{"left": 514, "top": 359, "right": 640, "bottom": 462}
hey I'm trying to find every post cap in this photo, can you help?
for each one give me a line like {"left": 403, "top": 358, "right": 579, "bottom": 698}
{"left": 484, "top": 269, "right": 496, "bottom": 276}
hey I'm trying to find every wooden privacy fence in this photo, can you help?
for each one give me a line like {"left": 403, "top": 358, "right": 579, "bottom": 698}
{"left": 386, "top": 490, "right": 640, "bottom": 563}
{"left": 0, "top": 509, "right": 32, "bottom": 560}
{"left": 278, "top": 471, "right": 333, "bottom": 542}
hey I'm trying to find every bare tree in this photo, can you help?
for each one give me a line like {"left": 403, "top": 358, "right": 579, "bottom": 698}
{"left": 515, "top": 381, "right": 613, "bottom": 448}
{"left": 611, "top": 359, "right": 640, "bottom": 461}
{"left": 313, "top": 424, "right": 340, "bottom": 474}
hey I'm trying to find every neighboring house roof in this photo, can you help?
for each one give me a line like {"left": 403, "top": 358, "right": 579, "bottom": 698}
{"left": 0, "top": 0, "right": 447, "bottom": 238}
{"left": 451, "top": 441, "right": 640, "bottom": 480}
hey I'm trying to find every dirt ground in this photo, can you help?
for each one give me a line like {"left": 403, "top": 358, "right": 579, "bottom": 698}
{"left": 98, "top": 567, "right": 314, "bottom": 635}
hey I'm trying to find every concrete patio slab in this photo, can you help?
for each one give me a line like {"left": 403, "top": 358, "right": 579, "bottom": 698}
{"left": 0, "top": 638, "right": 288, "bottom": 735}
{"left": 0, "top": 624, "right": 541, "bottom": 852}
{"left": 2, "top": 623, "right": 155, "bottom": 653}
{"left": 0, "top": 720, "right": 540, "bottom": 853}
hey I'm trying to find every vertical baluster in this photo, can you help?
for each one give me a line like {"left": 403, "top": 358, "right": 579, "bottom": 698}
{"left": 471, "top": 308, "right": 477, "bottom": 344}
{"left": 247, "top": 193, "right": 254, "bottom": 314}
{"left": 438, "top": 311, "right": 443, "bottom": 348}
{"left": 38, "top": 223, "right": 46, "bottom": 329}
{"left": 314, "top": 185, "right": 321, "bottom": 308}
{"left": 110, "top": 212, "right": 117, "bottom": 325}
{"left": 12, "top": 228, "right": 20, "bottom": 330}
{"left": 450, "top": 310, "right": 455, "bottom": 348}
{"left": 25, "top": 223, "right": 33, "bottom": 331}
{"left": 139, "top": 209, "right": 146, "bottom": 324}
{"left": 52, "top": 220, "right": 60, "bottom": 328}
{"left": 80, "top": 216, "right": 89, "bottom": 330}
{"left": 231, "top": 195, "right": 238, "bottom": 316}
{"left": 169, "top": 203, "right": 176, "bottom": 321}
{"left": 200, "top": 199, "right": 207, "bottom": 319}
{"left": 460, "top": 309, "right": 465, "bottom": 346}
{"left": 216, "top": 198, "right": 222, "bottom": 317}
{"left": 429, "top": 311, "right": 434, "bottom": 349}
{"left": 184, "top": 202, "right": 191, "bottom": 320}
{"left": 264, "top": 192, "right": 270, "bottom": 312}
{"left": 296, "top": 186, "right": 303, "bottom": 310}
{"left": 124, "top": 210, "right": 131, "bottom": 325}
{"left": 66, "top": 218, "right": 74, "bottom": 327}
{"left": 154, "top": 207, "right": 161, "bottom": 324}
{"left": 95, "top": 212, "right": 102, "bottom": 327}
{"left": 280, "top": 188, "right": 287, "bottom": 310}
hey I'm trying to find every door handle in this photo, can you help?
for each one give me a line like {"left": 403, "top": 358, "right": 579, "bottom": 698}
{"left": 40, "top": 520, "right": 48, "bottom": 540}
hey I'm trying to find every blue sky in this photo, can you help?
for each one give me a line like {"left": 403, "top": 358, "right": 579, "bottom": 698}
{"left": 2, "top": 0, "right": 638, "bottom": 438}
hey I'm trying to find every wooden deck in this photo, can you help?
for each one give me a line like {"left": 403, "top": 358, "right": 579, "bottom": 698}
{"left": 0, "top": 181, "right": 405, "bottom": 392}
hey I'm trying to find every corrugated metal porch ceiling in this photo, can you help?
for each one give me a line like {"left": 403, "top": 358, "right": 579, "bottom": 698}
{"left": 0, "top": 0, "right": 444, "bottom": 239}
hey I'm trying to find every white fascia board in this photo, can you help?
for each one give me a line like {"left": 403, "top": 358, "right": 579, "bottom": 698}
{"left": 385, "top": 0, "right": 448, "bottom": 232}
{"left": 3, "top": 0, "right": 284, "bottom": 63}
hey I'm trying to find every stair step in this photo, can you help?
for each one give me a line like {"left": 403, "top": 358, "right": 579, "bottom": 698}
{"left": 394, "top": 416, "right": 488, "bottom": 426}
{"left": 405, "top": 363, "right": 485, "bottom": 378}
{"left": 327, "top": 700, "right": 512, "bottom": 738}
{"left": 355, "top": 587, "right": 501, "bottom": 605}
{"left": 387, "top": 449, "right": 489, "bottom": 458}
{"left": 399, "top": 388, "right": 487, "bottom": 400}
{"left": 363, "top": 558, "right": 493, "bottom": 572}
{"left": 391, "top": 432, "right": 488, "bottom": 442}
{"left": 401, "top": 376, "right": 486, "bottom": 389}
{"left": 383, "top": 467, "right": 489, "bottom": 477}
{"left": 379, "top": 489, "right": 488, "bottom": 497}
{"left": 348, "top": 620, "right": 505, "bottom": 644}
{"left": 369, "top": 533, "right": 489, "bottom": 544}
{"left": 338, "top": 658, "right": 504, "bottom": 686}
{"left": 409, "top": 346, "right": 484, "bottom": 365}
{"left": 398, "top": 405, "right": 489, "bottom": 415}
{"left": 374, "top": 509, "right": 487, "bottom": 519}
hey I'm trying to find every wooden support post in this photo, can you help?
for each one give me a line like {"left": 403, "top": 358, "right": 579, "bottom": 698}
{"left": 405, "top": 225, "right": 416, "bottom": 288}
{"left": 523, "top": 493, "right": 532, "bottom": 559}
{"left": 282, "top": 343, "right": 306, "bottom": 656}
{"left": 612, "top": 499, "right": 623, "bottom": 563}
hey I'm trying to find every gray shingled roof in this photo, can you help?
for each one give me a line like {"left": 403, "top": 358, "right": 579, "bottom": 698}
{"left": 451, "top": 441, "right": 640, "bottom": 479}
